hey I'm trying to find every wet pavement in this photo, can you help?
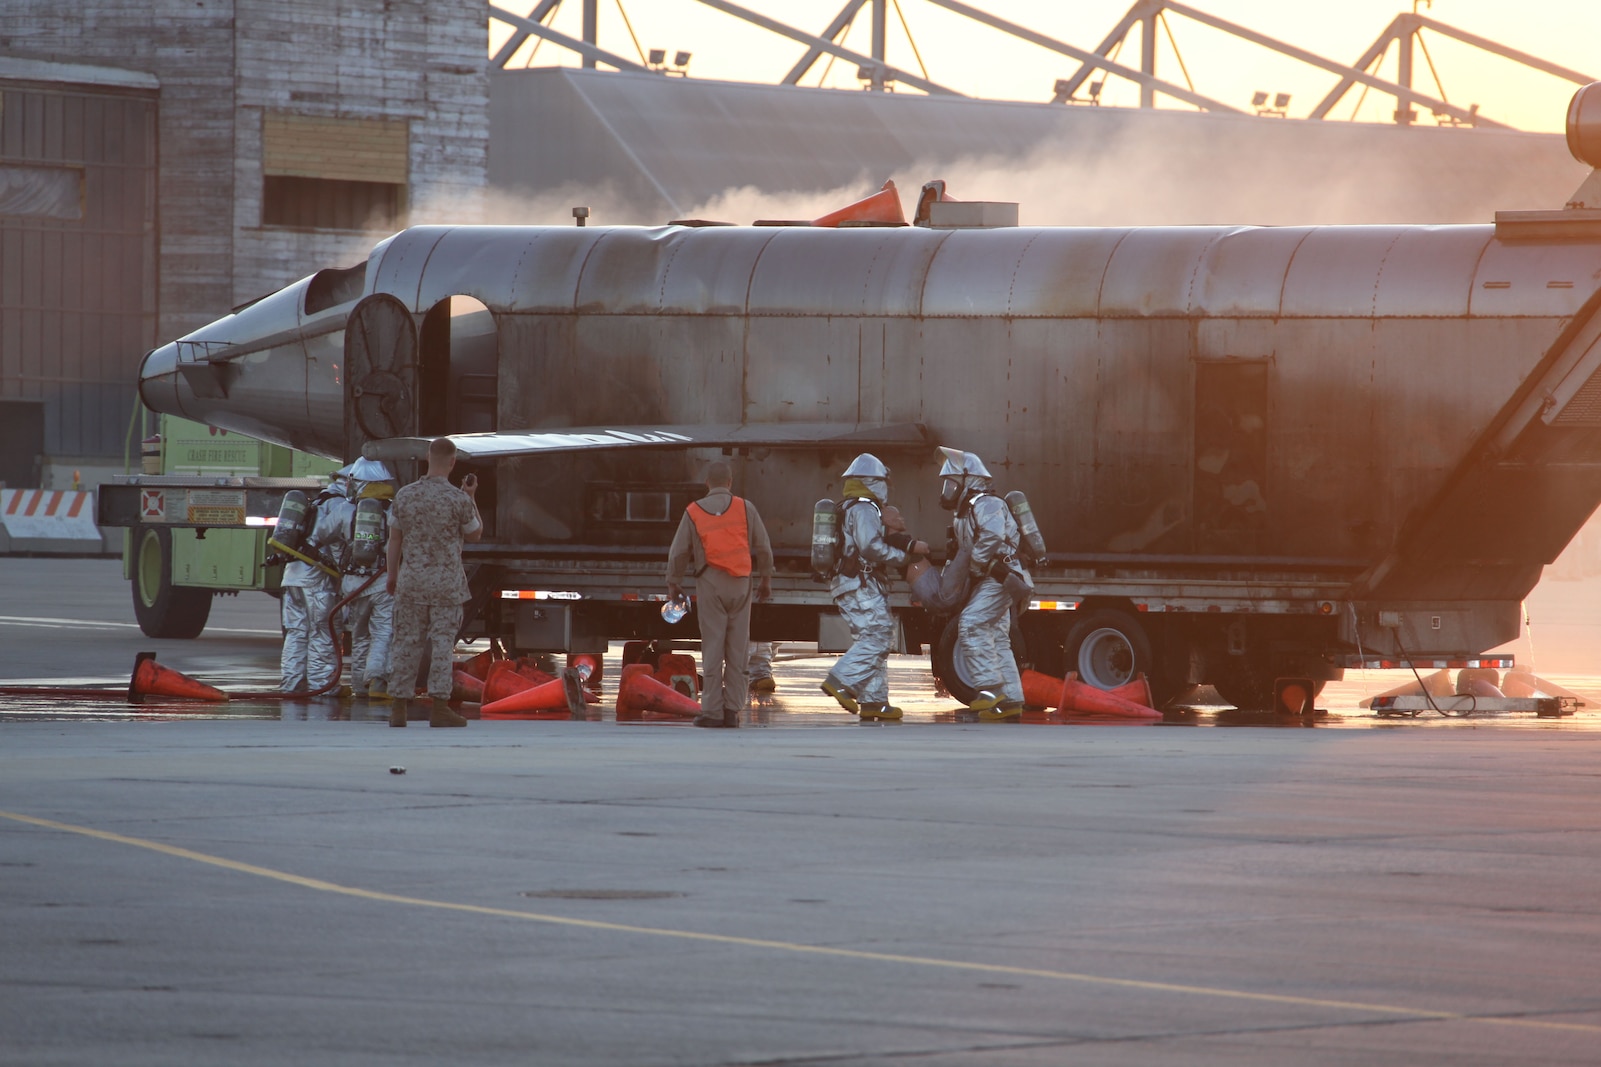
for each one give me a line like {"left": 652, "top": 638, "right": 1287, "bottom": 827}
{"left": 5, "top": 558, "right": 1601, "bottom": 1065}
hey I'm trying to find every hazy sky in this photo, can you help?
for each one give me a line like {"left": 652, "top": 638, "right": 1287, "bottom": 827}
{"left": 489, "top": 0, "right": 1600, "bottom": 133}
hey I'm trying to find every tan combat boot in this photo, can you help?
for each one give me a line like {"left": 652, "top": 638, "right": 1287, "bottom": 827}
{"left": 388, "top": 698, "right": 408, "bottom": 728}
{"left": 429, "top": 697, "right": 468, "bottom": 728}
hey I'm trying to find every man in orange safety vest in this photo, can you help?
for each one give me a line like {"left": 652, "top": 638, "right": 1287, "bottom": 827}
{"left": 666, "top": 459, "right": 775, "bottom": 728}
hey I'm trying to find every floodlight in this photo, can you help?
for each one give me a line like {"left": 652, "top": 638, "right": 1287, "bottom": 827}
{"left": 649, "top": 48, "right": 665, "bottom": 66}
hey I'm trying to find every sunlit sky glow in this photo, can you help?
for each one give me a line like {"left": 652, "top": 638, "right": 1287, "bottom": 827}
{"left": 488, "top": 1, "right": 1600, "bottom": 133}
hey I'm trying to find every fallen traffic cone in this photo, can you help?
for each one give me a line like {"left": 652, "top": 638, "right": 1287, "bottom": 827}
{"left": 482, "top": 661, "right": 540, "bottom": 705}
{"left": 812, "top": 180, "right": 905, "bottom": 227}
{"left": 1108, "top": 674, "right": 1154, "bottom": 709}
{"left": 451, "top": 670, "right": 484, "bottom": 703}
{"left": 567, "top": 652, "right": 603, "bottom": 692}
{"left": 1455, "top": 667, "right": 1501, "bottom": 696}
{"left": 455, "top": 649, "right": 496, "bottom": 680}
{"left": 1058, "top": 675, "right": 1161, "bottom": 719}
{"left": 1021, "top": 669, "right": 1065, "bottom": 708}
{"left": 654, "top": 652, "right": 699, "bottom": 698}
{"left": 480, "top": 677, "right": 572, "bottom": 719}
{"left": 619, "top": 669, "right": 703, "bottom": 719}
{"left": 615, "top": 663, "right": 656, "bottom": 720}
{"left": 128, "top": 651, "right": 228, "bottom": 704}
{"left": 1360, "top": 668, "right": 1453, "bottom": 709}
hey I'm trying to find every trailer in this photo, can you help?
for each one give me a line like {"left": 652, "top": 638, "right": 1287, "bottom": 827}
{"left": 105, "top": 85, "right": 1601, "bottom": 708}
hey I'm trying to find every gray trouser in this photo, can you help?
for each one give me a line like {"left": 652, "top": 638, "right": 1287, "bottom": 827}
{"left": 957, "top": 577, "right": 1022, "bottom": 703}
{"left": 747, "top": 641, "right": 778, "bottom": 679}
{"left": 389, "top": 599, "right": 463, "bottom": 701}
{"left": 346, "top": 589, "right": 394, "bottom": 688}
{"left": 695, "top": 566, "right": 752, "bottom": 715}
{"left": 281, "top": 583, "right": 338, "bottom": 693}
{"left": 830, "top": 582, "right": 894, "bottom": 704}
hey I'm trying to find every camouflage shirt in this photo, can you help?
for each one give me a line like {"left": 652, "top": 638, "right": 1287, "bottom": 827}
{"left": 391, "top": 476, "right": 480, "bottom": 605}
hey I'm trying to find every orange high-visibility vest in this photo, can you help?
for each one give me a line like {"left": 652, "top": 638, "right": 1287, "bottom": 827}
{"left": 688, "top": 496, "right": 752, "bottom": 577}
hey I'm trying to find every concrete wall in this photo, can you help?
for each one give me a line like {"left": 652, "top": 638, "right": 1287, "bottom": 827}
{"left": 0, "top": 0, "right": 488, "bottom": 471}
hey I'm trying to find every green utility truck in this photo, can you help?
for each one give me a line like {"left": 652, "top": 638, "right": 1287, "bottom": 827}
{"left": 114, "top": 415, "right": 339, "bottom": 638}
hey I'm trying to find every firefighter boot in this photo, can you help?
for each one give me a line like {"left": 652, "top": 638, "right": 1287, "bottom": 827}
{"left": 367, "top": 678, "right": 392, "bottom": 702}
{"left": 979, "top": 699, "right": 1024, "bottom": 723}
{"left": 429, "top": 697, "right": 468, "bottom": 728}
{"left": 820, "top": 676, "right": 859, "bottom": 713}
{"left": 388, "top": 698, "right": 408, "bottom": 728}
{"left": 968, "top": 689, "right": 1001, "bottom": 713}
{"left": 858, "top": 702, "right": 903, "bottom": 722}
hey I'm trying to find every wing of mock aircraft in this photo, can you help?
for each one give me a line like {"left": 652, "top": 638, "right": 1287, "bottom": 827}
{"left": 359, "top": 422, "right": 931, "bottom": 462}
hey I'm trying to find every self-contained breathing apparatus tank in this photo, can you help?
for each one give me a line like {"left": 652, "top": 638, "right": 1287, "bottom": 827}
{"left": 1004, "top": 490, "right": 1048, "bottom": 563}
{"left": 350, "top": 496, "right": 387, "bottom": 573}
{"left": 809, "top": 497, "right": 839, "bottom": 581}
{"left": 270, "top": 490, "right": 312, "bottom": 553}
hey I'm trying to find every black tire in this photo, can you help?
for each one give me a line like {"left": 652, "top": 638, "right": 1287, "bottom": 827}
{"left": 130, "top": 527, "right": 212, "bottom": 639}
{"left": 931, "top": 615, "right": 1025, "bottom": 706}
{"left": 1062, "top": 607, "right": 1156, "bottom": 696}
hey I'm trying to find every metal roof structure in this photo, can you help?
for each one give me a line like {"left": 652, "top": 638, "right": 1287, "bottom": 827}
{"left": 488, "top": 67, "right": 1586, "bottom": 227}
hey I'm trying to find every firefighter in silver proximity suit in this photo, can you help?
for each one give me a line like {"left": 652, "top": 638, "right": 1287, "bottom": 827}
{"left": 939, "top": 446, "right": 1028, "bottom": 722}
{"left": 339, "top": 458, "right": 397, "bottom": 701}
{"left": 279, "top": 475, "right": 351, "bottom": 694}
{"left": 821, "top": 453, "right": 927, "bottom": 721}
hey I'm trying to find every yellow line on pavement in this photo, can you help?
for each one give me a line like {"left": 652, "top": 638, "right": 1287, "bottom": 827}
{"left": 3, "top": 808, "right": 1596, "bottom": 1035}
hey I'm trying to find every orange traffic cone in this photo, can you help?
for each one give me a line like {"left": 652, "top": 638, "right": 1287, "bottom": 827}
{"left": 567, "top": 652, "right": 603, "bottom": 692}
{"left": 619, "top": 670, "right": 703, "bottom": 719}
{"left": 1360, "top": 669, "right": 1453, "bottom": 709}
{"left": 615, "top": 663, "right": 656, "bottom": 720}
{"left": 480, "top": 677, "right": 573, "bottom": 719}
{"left": 654, "top": 652, "right": 699, "bottom": 698}
{"left": 812, "top": 180, "right": 905, "bottom": 227}
{"left": 1058, "top": 675, "right": 1161, "bottom": 719}
{"left": 481, "top": 661, "right": 536, "bottom": 705}
{"left": 455, "top": 648, "right": 496, "bottom": 680}
{"left": 128, "top": 652, "right": 228, "bottom": 704}
{"left": 1108, "top": 674, "right": 1154, "bottom": 709}
{"left": 451, "top": 670, "right": 484, "bottom": 703}
{"left": 1021, "top": 669, "right": 1065, "bottom": 708}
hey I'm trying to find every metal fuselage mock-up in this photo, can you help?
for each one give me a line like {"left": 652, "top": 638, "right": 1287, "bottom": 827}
{"left": 130, "top": 90, "right": 1601, "bottom": 706}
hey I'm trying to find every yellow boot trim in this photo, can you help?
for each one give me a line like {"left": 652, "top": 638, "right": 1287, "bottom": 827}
{"left": 821, "top": 679, "right": 859, "bottom": 714}
{"left": 967, "top": 690, "right": 1001, "bottom": 713}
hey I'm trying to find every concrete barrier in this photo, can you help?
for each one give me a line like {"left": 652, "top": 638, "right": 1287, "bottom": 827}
{"left": 0, "top": 489, "right": 104, "bottom": 554}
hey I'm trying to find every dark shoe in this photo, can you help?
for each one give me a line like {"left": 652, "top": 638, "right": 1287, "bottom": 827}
{"left": 723, "top": 709, "right": 740, "bottom": 728}
{"left": 389, "top": 699, "right": 408, "bottom": 728}
{"left": 429, "top": 698, "right": 468, "bottom": 728}
{"left": 693, "top": 714, "right": 735, "bottom": 728}
{"left": 821, "top": 677, "right": 859, "bottom": 713}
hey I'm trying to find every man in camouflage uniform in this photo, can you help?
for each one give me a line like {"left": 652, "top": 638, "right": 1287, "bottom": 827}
{"left": 385, "top": 438, "right": 482, "bottom": 728}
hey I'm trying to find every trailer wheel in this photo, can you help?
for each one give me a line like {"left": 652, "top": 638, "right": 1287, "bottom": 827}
{"left": 131, "top": 527, "right": 212, "bottom": 639}
{"left": 1063, "top": 608, "right": 1154, "bottom": 694}
{"left": 931, "top": 616, "right": 1025, "bottom": 706}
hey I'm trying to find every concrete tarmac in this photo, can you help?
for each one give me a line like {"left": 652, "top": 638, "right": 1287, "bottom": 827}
{"left": 4, "top": 560, "right": 1601, "bottom": 1065}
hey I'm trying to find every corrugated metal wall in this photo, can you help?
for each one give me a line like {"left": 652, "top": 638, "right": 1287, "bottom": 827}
{"left": 0, "top": 75, "right": 156, "bottom": 461}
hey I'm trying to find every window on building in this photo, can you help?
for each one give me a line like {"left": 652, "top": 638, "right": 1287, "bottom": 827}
{"left": 262, "top": 175, "right": 403, "bottom": 231}
{"left": 260, "top": 112, "right": 409, "bottom": 232}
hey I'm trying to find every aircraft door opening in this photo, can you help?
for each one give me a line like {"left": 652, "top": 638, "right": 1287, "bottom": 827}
{"left": 419, "top": 295, "right": 499, "bottom": 534}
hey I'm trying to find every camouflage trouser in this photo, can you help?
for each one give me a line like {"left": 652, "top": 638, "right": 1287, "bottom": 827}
{"left": 829, "top": 583, "right": 894, "bottom": 704}
{"left": 957, "top": 577, "right": 1022, "bottom": 703}
{"left": 346, "top": 588, "right": 394, "bottom": 689}
{"left": 388, "top": 598, "right": 462, "bottom": 700}
{"left": 280, "top": 583, "right": 338, "bottom": 693}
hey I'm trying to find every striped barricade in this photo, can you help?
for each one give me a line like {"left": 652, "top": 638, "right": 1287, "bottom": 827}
{"left": 0, "top": 489, "right": 104, "bottom": 554}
